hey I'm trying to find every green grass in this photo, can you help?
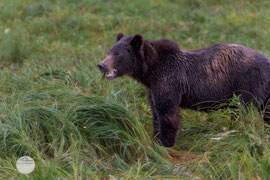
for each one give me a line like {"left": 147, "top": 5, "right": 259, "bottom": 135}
{"left": 0, "top": 0, "right": 270, "bottom": 179}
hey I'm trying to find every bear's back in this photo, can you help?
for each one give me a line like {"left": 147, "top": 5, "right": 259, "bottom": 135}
{"left": 150, "top": 39, "right": 181, "bottom": 57}
{"left": 180, "top": 43, "right": 270, "bottom": 109}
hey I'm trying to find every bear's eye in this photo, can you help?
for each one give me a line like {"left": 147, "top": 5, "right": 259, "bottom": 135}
{"left": 114, "top": 52, "right": 119, "bottom": 56}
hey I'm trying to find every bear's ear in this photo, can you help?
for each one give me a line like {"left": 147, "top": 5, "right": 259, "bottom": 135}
{"left": 116, "top": 32, "right": 124, "bottom": 42}
{"left": 131, "top": 34, "right": 143, "bottom": 50}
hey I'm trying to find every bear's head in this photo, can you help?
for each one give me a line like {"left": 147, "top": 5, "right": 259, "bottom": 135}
{"left": 98, "top": 33, "right": 144, "bottom": 80}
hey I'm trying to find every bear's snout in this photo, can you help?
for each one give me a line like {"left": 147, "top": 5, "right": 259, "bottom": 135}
{"left": 97, "top": 63, "right": 107, "bottom": 73}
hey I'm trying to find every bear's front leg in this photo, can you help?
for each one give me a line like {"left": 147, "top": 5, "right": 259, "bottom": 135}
{"left": 146, "top": 88, "right": 159, "bottom": 138}
{"left": 152, "top": 91, "right": 181, "bottom": 147}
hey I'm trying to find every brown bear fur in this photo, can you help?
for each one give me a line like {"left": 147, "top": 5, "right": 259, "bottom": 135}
{"left": 98, "top": 33, "right": 270, "bottom": 147}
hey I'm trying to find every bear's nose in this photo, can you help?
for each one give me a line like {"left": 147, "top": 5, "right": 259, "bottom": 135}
{"left": 98, "top": 63, "right": 107, "bottom": 72}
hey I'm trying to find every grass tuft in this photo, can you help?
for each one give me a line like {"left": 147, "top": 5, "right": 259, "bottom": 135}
{"left": 0, "top": 32, "right": 32, "bottom": 64}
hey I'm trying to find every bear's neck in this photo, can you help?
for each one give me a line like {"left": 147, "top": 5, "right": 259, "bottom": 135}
{"left": 129, "top": 41, "right": 158, "bottom": 87}
{"left": 130, "top": 40, "right": 184, "bottom": 87}
{"left": 131, "top": 70, "right": 150, "bottom": 87}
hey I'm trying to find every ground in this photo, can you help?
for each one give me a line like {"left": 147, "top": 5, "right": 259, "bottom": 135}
{"left": 0, "top": 0, "right": 270, "bottom": 179}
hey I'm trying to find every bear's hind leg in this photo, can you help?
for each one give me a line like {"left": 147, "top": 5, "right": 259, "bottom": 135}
{"left": 262, "top": 96, "right": 270, "bottom": 125}
{"left": 263, "top": 104, "right": 270, "bottom": 124}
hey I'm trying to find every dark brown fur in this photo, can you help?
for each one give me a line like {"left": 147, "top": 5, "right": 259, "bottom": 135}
{"left": 98, "top": 33, "right": 270, "bottom": 147}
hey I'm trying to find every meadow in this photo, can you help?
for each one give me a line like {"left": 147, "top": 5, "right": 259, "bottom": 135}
{"left": 0, "top": 0, "right": 270, "bottom": 179}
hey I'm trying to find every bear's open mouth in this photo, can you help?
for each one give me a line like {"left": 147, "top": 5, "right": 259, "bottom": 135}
{"left": 105, "top": 69, "right": 117, "bottom": 80}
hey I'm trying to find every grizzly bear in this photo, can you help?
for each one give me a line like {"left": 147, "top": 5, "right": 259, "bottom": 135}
{"left": 98, "top": 32, "right": 270, "bottom": 147}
